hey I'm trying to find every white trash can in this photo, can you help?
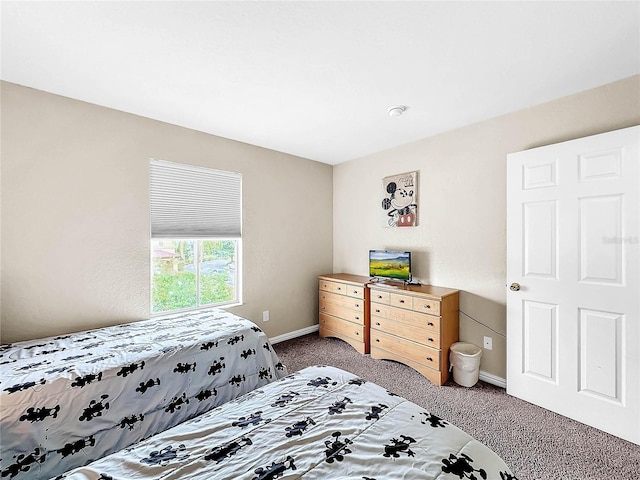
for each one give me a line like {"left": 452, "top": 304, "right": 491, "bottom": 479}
{"left": 449, "top": 342, "right": 482, "bottom": 387}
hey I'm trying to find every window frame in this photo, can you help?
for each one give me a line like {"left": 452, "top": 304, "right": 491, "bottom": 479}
{"left": 149, "top": 159, "right": 242, "bottom": 316}
{"left": 150, "top": 237, "right": 242, "bottom": 316}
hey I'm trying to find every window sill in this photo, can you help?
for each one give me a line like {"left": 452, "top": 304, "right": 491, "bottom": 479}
{"left": 151, "top": 302, "right": 243, "bottom": 318}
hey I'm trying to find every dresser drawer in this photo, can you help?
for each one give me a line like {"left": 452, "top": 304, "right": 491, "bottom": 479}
{"left": 319, "top": 291, "right": 365, "bottom": 311}
{"left": 412, "top": 298, "right": 440, "bottom": 315}
{"left": 319, "top": 301, "right": 366, "bottom": 324}
{"left": 320, "top": 313, "right": 365, "bottom": 341}
{"left": 319, "top": 280, "right": 365, "bottom": 299}
{"left": 319, "top": 280, "right": 347, "bottom": 295}
{"left": 345, "top": 285, "right": 365, "bottom": 299}
{"left": 370, "top": 290, "right": 390, "bottom": 304}
{"left": 375, "top": 304, "right": 440, "bottom": 332}
{"left": 371, "top": 317, "right": 441, "bottom": 348}
{"left": 370, "top": 302, "right": 392, "bottom": 318}
{"left": 390, "top": 292, "right": 413, "bottom": 308}
{"left": 371, "top": 330, "right": 440, "bottom": 370}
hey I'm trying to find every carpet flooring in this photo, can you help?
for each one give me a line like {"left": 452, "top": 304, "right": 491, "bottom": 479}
{"left": 273, "top": 333, "right": 640, "bottom": 480}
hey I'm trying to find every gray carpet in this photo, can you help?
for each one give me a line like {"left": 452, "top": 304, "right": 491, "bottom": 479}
{"left": 274, "top": 334, "right": 640, "bottom": 480}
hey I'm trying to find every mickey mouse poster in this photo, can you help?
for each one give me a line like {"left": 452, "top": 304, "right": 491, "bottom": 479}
{"left": 381, "top": 171, "right": 418, "bottom": 227}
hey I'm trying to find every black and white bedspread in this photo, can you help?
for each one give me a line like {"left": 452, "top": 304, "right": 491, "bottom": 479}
{"left": 56, "top": 365, "right": 517, "bottom": 480}
{"left": 0, "top": 308, "right": 287, "bottom": 480}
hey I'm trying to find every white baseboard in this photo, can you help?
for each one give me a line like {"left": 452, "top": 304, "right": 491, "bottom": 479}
{"left": 479, "top": 370, "right": 507, "bottom": 389}
{"left": 269, "top": 325, "right": 508, "bottom": 389}
{"left": 270, "top": 324, "right": 319, "bottom": 344}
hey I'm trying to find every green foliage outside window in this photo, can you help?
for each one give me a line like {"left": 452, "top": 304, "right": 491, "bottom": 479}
{"left": 152, "top": 272, "right": 234, "bottom": 313}
{"left": 152, "top": 271, "right": 197, "bottom": 312}
{"left": 200, "top": 273, "right": 234, "bottom": 305}
{"left": 152, "top": 239, "right": 238, "bottom": 314}
{"left": 203, "top": 240, "right": 235, "bottom": 261}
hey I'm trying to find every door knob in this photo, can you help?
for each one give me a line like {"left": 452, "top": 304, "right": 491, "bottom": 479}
{"left": 510, "top": 282, "right": 521, "bottom": 291}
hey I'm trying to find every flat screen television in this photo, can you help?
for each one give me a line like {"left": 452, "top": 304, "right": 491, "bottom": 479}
{"left": 369, "top": 250, "right": 411, "bottom": 282}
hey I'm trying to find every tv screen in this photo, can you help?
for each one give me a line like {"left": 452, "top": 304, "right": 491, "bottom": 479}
{"left": 369, "top": 250, "right": 411, "bottom": 281}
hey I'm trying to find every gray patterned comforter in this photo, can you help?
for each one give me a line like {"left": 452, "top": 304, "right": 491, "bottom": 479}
{"left": 0, "top": 308, "right": 286, "bottom": 479}
{"left": 56, "top": 365, "right": 516, "bottom": 480}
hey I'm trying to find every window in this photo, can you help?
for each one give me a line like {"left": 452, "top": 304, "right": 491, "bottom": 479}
{"left": 150, "top": 160, "right": 241, "bottom": 314}
{"left": 151, "top": 239, "right": 239, "bottom": 313}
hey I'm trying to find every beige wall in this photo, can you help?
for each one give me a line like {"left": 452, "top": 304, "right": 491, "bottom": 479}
{"left": 0, "top": 82, "right": 333, "bottom": 343}
{"left": 2, "top": 77, "right": 638, "bottom": 381}
{"left": 333, "top": 75, "right": 640, "bottom": 380}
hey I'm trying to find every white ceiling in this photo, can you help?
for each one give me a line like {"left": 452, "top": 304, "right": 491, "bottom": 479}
{"left": 2, "top": 1, "right": 639, "bottom": 165}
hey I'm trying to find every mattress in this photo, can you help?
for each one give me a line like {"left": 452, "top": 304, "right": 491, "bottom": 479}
{"left": 55, "top": 365, "right": 517, "bottom": 480}
{"left": 0, "top": 308, "right": 287, "bottom": 480}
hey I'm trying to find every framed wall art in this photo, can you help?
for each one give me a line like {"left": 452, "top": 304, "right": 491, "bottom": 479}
{"left": 381, "top": 171, "right": 418, "bottom": 227}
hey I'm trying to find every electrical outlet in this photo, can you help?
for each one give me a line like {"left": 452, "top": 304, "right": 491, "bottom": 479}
{"left": 483, "top": 336, "right": 493, "bottom": 350}
{"left": 262, "top": 310, "right": 269, "bottom": 322}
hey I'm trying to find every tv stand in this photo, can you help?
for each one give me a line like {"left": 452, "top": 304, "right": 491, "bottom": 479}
{"left": 369, "top": 281, "right": 459, "bottom": 386}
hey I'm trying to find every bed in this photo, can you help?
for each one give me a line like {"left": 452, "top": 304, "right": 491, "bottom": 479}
{"left": 54, "top": 365, "right": 517, "bottom": 480}
{"left": 0, "top": 308, "right": 287, "bottom": 480}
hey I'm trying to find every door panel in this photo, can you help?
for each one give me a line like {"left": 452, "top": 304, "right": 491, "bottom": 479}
{"left": 579, "top": 195, "right": 623, "bottom": 284}
{"left": 523, "top": 201, "right": 558, "bottom": 278}
{"left": 522, "top": 300, "right": 557, "bottom": 382}
{"left": 578, "top": 308, "right": 622, "bottom": 403}
{"left": 579, "top": 149, "right": 622, "bottom": 180}
{"left": 507, "top": 126, "right": 639, "bottom": 445}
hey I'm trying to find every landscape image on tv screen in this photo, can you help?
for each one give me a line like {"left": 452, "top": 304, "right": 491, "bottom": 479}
{"left": 369, "top": 250, "right": 411, "bottom": 280}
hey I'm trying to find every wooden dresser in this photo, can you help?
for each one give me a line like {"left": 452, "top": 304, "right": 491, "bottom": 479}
{"left": 318, "top": 274, "right": 370, "bottom": 354}
{"left": 369, "top": 282, "right": 459, "bottom": 386}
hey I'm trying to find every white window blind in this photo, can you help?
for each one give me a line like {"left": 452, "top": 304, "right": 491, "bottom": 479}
{"left": 150, "top": 159, "right": 241, "bottom": 238}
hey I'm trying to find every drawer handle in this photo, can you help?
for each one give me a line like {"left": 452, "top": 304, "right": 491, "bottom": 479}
{"left": 321, "top": 306, "right": 325, "bottom": 310}
{"left": 337, "top": 287, "right": 342, "bottom": 291}
{"left": 375, "top": 309, "right": 381, "bottom": 313}
{"left": 427, "top": 322, "right": 434, "bottom": 326}
{"left": 427, "top": 337, "right": 434, "bottom": 342}
{"left": 426, "top": 357, "right": 433, "bottom": 362}
{"left": 399, "top": 299, "right": 405, "bottom": 304}
{"left": 375, "top": 339, "right": 380, "bottom": 342}
{"left": 355, "top": 331, "right": 360, "bottom": 336}
{"left": 355, "top": 316, "right": 360, "bottom": 320}
{"left": 375, "top": 322, "right": 381, "bottom": 326}
{"left": 424, "top": 304, "right": 431, "bottom": 309}
{"left": 355, "top": 303, "right": 360, "bottom": 308}
{"left": 377, "top": 295, "right": 383, "bottom": 299}
{"left": 353, "top": 290, "right": 358, "bottom": 294}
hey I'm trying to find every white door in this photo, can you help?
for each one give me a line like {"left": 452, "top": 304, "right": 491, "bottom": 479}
{"left": 506, "top": 126, "right": 640, "bottom": 445}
